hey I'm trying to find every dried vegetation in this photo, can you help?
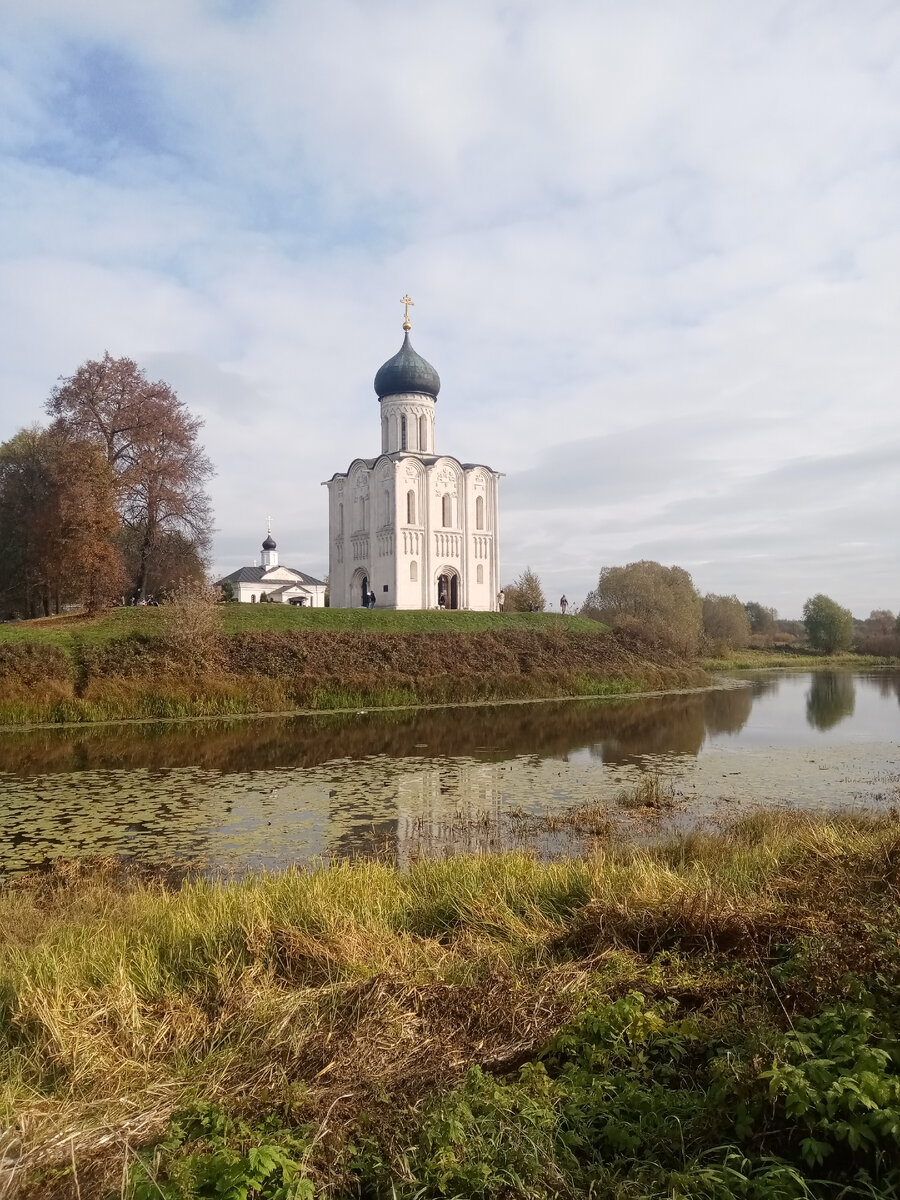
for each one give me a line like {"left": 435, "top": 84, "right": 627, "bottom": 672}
{"left": 2, "top": 810, "right": 900, "bottom": 1197}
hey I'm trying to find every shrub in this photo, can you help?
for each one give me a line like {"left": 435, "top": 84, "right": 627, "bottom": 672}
{"left": 584, "top": 561, "right": 702, "bottom": 657}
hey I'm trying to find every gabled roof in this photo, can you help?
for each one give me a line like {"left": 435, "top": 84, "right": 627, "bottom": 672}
{"left": 218, "top": 565, "right": 326, "bottom": 587}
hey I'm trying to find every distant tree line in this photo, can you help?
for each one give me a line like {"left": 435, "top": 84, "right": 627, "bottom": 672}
{"left": 0, "top": 354, "right": 213, "bottom": 619}
{"left": 568, "top": 560, "right": 898, "bottom": 659}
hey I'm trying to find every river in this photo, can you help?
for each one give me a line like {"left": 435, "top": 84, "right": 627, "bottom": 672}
{"left": 1, "top": 670, "right": 898, "bottom": 874}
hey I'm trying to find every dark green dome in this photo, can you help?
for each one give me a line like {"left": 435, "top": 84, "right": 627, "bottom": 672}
{"left": 374, "top": 332, "right": 440, "bottom": 400}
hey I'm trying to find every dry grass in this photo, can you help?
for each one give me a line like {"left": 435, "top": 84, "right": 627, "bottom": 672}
{"left": 2, "top": 810, "right": 899, "bottom": 1197}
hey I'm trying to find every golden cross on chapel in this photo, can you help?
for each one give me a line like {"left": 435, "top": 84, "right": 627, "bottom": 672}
{"left": 401, "top": 294, "right": 414, "bottom": 331}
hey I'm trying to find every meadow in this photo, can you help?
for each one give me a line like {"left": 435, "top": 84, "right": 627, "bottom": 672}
{"left": 3, "top": 806, "right": 899, "bottom": 1198}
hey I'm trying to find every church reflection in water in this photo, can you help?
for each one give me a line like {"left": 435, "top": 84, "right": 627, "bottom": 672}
{"left": 3, "top": 672, "right": 897, "bottom": 875}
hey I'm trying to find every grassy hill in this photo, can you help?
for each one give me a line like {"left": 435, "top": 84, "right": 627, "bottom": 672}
{"left": 0, "top": 604, "right": 601, "bottom": 650}
{"left": 0, "top": 606, "right": 706, "bottom": 726}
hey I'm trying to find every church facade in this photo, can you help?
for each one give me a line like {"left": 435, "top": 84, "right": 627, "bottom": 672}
{"left": 324, "top": 303, "right": 501, "bottom": 610}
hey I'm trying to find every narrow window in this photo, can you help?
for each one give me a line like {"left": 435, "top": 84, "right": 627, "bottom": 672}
{"left": 420, "top": 414, "right": 427, "bottom": 451}
{"left": 384, "top": 489, "right": 390, "bottom": 524}
{"left": 338, "top": 503, "right": 344, "bottom": 535}
{"left": 407, "top": 489, "right": 416, "bottom": 524}
{"left": 401, "top": 414, "right": 407, "bottom": 450}
{"left": 442, "top": 493, "right": 451, "bottom": 527}
{"left": 477, "top": 564, "right": 484, "bottom": 584}
{"left": 410, "top": 561, "right": 418, "bottom": 582}
{"left": 475, "top": 495, "right": 484, "bottom": 530}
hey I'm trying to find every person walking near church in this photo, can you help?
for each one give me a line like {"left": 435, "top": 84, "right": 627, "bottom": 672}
{"left": 497, "top": 590, "right": 505, "bottom": 612}
{"left": 560, "top": 594, "right": 568, "bottom": 614}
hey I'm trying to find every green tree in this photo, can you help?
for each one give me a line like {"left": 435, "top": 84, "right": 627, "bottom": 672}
{"left": 802, "top": 593, "right": 854, "bottom": 653}
{"left": 584, "top": 561, "right": 702, "bottom": 656}
{"left": 702, "top": 594, "right": 751, "bottom": 653}
{"left": 502, "top": 567, "right": 546, "bottom": 611}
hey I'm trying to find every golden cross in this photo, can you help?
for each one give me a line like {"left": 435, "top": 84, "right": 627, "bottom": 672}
{"left": 401, "top": 294, "right": 414, "bottom": 330}
{"left": 267, "top": 514, "right": 272, "bottom": 535}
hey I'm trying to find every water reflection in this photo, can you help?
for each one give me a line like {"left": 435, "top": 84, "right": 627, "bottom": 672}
{"left": 0, "top": 672, "right": 898, "bottom": 874}
{"left": 0, "top": 685, "right": 756, "bottom": 778}
{"left": 806, "top": 673, "right": 856, "bottom": 731}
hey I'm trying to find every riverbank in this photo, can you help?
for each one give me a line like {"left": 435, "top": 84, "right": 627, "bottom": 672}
{"left": 704, "top": 646, "right": 898, "bottom": 671}
{"left": 4, "top": 809, "right": 900, "bottom": 1198}
{"left": 0, "top": 609, "right": 706, "bottom": 726}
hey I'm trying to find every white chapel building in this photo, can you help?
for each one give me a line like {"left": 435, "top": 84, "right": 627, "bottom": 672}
{"left": 324, "top": 302, "right": 501, "bottom": 610}
{"left": 218, "top": 528, "right": 327, "bottom": 606}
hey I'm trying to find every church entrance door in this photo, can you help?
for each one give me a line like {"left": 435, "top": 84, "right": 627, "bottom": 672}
{"left": 437, "top": 572, "right": 459, "bottom": 610}
{"left": 361, "top": 575, "right": 369, "bottom": 607}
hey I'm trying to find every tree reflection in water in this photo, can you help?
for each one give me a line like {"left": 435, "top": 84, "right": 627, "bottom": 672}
{"left": 0, "top": 689, "right": 759, "bottom": 777}
{"left": 591, "top": 685, "right": 755, "bottom": 766}
{"left": 806, "top": 672, "right": 856, "bottom": 731}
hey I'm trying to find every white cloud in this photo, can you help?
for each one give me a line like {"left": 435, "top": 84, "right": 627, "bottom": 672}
{"left": 0, "top": 0, "right": 899, "bottom": 613}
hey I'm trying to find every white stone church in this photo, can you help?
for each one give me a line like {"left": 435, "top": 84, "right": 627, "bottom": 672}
{"left": 324, "top": 303, "right": 501, "bottom": 610}
{"left": 218, "top": 528, "right": 327, "bottom": 606}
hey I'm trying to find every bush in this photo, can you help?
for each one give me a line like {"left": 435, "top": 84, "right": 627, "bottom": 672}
{"left": 584, "top": 561, "right": 702, "bottom": 657}
{"left": 702, "top": 593, "right": 751, "bottom": 653}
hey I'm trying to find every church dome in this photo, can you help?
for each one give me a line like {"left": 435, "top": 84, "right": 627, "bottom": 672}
{"left": 262, "top": 533, "right": 276, "bottom": 551}
{"left": 374, "top": 332, "right": 440, "bottom": 400}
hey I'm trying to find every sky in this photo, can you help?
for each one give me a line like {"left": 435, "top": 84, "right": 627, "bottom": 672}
{"left": 1, "top": 0, "right": 898, "bottom": 617}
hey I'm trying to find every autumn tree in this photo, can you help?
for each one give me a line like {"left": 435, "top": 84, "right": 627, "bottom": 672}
{"left": 802, "top": 593, "right": 854, "bottom": 653}
{"left": 46, "top": 353, "right": 214, "bottom": 600}
{"left": 744, "top": 601, "right": 778, "bottom": 635}
{"left": 0, "top": 428, "right": 124, "bottom": 616}
{"left": 863, "top": 610, "right": 895, "bottom": 636}
{"left": 502, "top": 567, "right": 546, "bottom": 611}
{"left": 702, "top": 593, "right": 751, "bottom": 653}
{"left": 583, "top": 560, "right": 702, "bottom": 656}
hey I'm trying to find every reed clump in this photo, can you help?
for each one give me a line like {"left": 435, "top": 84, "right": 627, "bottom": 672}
{"left": 3, "top": 810, "right": 900, "bottom": 1198}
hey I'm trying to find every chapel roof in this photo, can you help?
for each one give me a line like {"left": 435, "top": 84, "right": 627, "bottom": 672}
{"left": 218, "top": 565, "right": 325, "bottom": 587}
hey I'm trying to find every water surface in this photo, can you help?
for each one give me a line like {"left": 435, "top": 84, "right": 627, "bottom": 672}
{"left": 1, "top": 671, "right": 897, "bottom": 873}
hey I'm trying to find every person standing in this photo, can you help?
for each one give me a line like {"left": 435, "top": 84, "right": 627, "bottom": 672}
{"left": 560, "top": 594, "right": 568, "bottom": 614}
{"left": 497, "top": 590, "right": 505, "bottom": 612}
{"left": 368, "top": 590, "right": 377, "bottom": 609}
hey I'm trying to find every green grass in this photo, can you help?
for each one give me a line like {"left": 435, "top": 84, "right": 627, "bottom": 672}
{"left": 0, "top": 605, "right": 604, "bottom": 651}
{"left": 4, "top": 810, "right": 900, "bottom": 1198}
{"left": 704, "top": 646, "right": 897, "bottom": 671}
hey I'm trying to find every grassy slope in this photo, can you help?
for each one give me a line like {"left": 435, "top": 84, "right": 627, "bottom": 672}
{"left": 0, "top": 605, "right": 603, "bottom": 650}
{"left": 0, "top": 608, "right": 708, "bottom": 726}
{"left": 4, "top": 809, "right": 900, "bottom": 1198}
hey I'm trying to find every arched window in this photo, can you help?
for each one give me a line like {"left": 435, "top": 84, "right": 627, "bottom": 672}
{"left": 384, "top": 489, "right": 390, "bottom": 525}
{"left": 475, "top": 495, "right": 485, "bottom": 530}
{"left": 381, "top": 414, "right": 387, "bottom": 451}
{"left": 419, "top": 414, "right": 427, "bottom": 451}
{"left": 476, "top": 564, "right": 484, "bottom": 584}
{"left": 400, "top": 414, "right": 407, "bottom": 450}
{"left": 410, "top": 561, "right": 418, "bottom": 582}
{"left": 442, "top": 493, "right": 451, "bottom": 527}
{"left": 338, "top": 503, "right": 344, "bottom": 536}
{"left": 407, "top": 489, "right": 416, "bottom": 524}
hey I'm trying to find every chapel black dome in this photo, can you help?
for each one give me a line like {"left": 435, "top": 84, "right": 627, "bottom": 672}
{"left": 374, "top": 332, "right": 440, "bottom": 400}
{"left": 262, "top": 534, "right": 276, "bottom": 550}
